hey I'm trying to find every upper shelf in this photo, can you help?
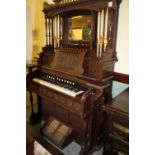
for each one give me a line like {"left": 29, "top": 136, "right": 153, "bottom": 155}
{"left": 43, "top": 0, "right": 121, "bottom": 17}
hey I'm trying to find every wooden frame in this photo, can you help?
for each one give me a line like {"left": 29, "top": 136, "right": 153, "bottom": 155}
{"left": 114, "top": 72, "right": 129, "bottom": 84}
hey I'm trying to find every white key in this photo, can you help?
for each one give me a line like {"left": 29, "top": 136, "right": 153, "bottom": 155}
{"left": 33, "top": 78, "right": 84, "bottom": 98}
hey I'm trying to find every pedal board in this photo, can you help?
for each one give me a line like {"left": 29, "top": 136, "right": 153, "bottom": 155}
{"left": 42, "top": 117, "right": 73, "bottom": 149}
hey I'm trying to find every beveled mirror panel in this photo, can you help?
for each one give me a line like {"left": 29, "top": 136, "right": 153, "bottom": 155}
{"left": 69, "top": 15, "right": 92, "bottom": 41}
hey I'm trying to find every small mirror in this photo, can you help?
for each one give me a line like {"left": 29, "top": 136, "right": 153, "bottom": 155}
{"left": 69, "top": 15, "right": 92, "bottom": 41}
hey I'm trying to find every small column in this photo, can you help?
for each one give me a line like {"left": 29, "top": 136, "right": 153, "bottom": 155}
{"left": 48, "top": 18, "right": 51, "bottom": 45}
{"left": 45, "top": 18, "right": 48, "bottom": 46}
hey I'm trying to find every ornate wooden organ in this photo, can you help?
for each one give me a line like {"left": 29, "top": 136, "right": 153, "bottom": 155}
{"left": 27, "top": 0, "right": 122, "bottom": 154}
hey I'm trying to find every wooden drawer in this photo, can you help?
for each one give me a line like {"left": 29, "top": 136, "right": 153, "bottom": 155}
{"left": 109, "top": 134, "right": 129, "bottom": 154}
{"left": 111, "top": 113, "right": 129, "bottom": 127}
{"left": 112, "top": 122, "right": 129, "bottom": 141}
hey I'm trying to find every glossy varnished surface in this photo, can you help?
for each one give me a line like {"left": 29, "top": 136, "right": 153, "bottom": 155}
{"left": 111, "top": 88, "right": 129, "bottom": 113}
{"left": 103, "top": 88, "right": 129, "bottom": 114}
{"left": 102, "top": 88, "right": 129, "bottom": 155}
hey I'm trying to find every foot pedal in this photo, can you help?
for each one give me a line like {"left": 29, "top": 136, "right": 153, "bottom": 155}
{"left": 42, "top": 117, "right": 73, "bottom": 149}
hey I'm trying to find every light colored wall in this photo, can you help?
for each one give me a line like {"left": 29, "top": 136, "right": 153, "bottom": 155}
{"left": 26, "top": 0, "right": 46, "bottom": 61}
{"left": 115, "top": 0, "right": 129, "bottom": 74}
{"left": 26, "top": 5, "right": 33, "bottom": 60}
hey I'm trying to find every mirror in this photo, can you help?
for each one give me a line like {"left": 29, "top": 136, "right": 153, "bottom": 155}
{"left": 69, "top": 15, "right": 92, "bottom": 41}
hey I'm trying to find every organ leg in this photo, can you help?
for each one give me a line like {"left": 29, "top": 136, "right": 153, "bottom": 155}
{"left": 37, "top": 95, "right": 42, "bottom": 119}
{"left": 28, "top": 91, "right": 35, "bottom": 124}
{"left": 28, "top": 91, "right": 41, "bottom": 125}
{"left": 79, "top": 117, "right": 90, "bottom": 155}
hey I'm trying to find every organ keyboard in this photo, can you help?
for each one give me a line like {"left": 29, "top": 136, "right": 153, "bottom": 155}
{"left": 32, "top": 76, "right": 85, "bottom": 98}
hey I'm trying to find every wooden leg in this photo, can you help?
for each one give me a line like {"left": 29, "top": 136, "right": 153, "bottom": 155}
{"left": 79, "top": 117, "right": 92, "bottom": 155}
{"left": 29, "top": 91, "right": 35, "bottom": 124}
{"left": 79, "top": 119, "right": 88, "bottom": 155}
{"left": 36, "top": 95, "right": 42, "bottom": 120}
{"left": 28, "top": 92, "right": 41, "bottom": 125}
{"left": 37, "top": 96, "right": 42, "bottom": 114}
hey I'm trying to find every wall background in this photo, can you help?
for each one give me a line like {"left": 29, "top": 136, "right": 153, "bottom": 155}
{"left": 26, "top": 0, "right": 46, "bottom": 60}
{"left": 26, "top": 0, "right": 129, "bottom": 74}
{"left": 115, "top": 0, "right": 129, "bottom": 74}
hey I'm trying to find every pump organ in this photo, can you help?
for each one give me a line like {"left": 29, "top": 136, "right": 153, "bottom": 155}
{"left": 27, "top": 0, "right": 122, "bottom": 154}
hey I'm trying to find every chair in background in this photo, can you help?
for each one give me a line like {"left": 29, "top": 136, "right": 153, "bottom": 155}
{"left": 102, "top": 73, "right": 129, "bottom": 155}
